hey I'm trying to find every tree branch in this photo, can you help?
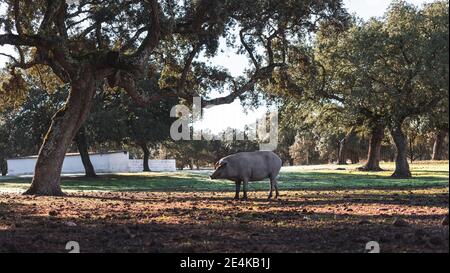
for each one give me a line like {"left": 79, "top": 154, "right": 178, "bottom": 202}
{"left": 0, "top": 34, "right": 45, "bottom": 47}
{"left": 177, "top": 42, "right": 203, "bottom": 93}
{"left": 239, "top": 28, "right": 259, "bottom": 70}
{"left": 13, "top": 0, "right": 23, "bottom": 35}
{"left": 117, "top": 72, "right": 179, "bottom": 106}
{"left": 202, "top": 64, "right": 281, "bottom": 107}
{"left": 127, "top": 0, "right": 161, "bottom": 61}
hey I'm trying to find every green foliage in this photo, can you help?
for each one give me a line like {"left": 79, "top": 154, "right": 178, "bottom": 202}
{"left": 161, "top": 128, "right": 260, "bottom": 169}
{"left": 0, "top": 0, "right": 350, "bottom": 111}
{"left": 0, "top": 75, "right": 177, "bottom": 159}
{"left": 272, "top": 1, "right": 449, "bottom": 168}
{"left": 0, "top": 70, "right": 28, "bottom": 111}
{"left": 278, "top": 97, "right": 355, "bottom": 164}
{"left": 0, "top": 87, "right": 68, "bottom": 157}
{"left": 313, "top": 1, "right": 448, "bottom": 128}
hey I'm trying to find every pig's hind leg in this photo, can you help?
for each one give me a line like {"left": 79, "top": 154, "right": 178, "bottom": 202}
{"left": 268, "top": 179, "right": 274, "bottom": 199}
{"left": 270, "top": 175, "right": 279, "bottom": 199}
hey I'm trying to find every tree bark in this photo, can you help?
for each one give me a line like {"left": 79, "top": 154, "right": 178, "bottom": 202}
{"left": 390, "top": 124, "right": 411, "bottom": 178}
{"left": 140, "top": 142, "right": 151, "bottom": 172}
{"left": 359, "top": 125, "right": 384, "bottom": 171}
{"left": 0, "top": 157, "right": 7, "bottom": 176}
{"left": 432, "top": 129, "right": 447, "bottom": 160}
{"left": 24, "top": 75, "right": 96, "bottom": 195}
{"left": 74, "top": 127, "right": 97, "bottom": 178}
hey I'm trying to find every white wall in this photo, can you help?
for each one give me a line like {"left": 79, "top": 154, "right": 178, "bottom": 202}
{"left": 7, "top": 158, "right": 37, "bottom": 176}
{"left": 128, "top": 160, "right": 143, "bottom": 173}
{"left": 149, "top": 159, "right": 176, "bottom": 172}
{"left": 104, "top": 152, "right": 130, "bottom": 173}
{"left": 128, "top": 159, "right": 176, "bottom": 172}
{"left": 6, "top": 152, "right": 176, "bottom": 175}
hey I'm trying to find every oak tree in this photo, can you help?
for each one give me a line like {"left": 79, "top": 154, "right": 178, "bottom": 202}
{"left": 1, "top": 0, "right": 346, "bottom": 195}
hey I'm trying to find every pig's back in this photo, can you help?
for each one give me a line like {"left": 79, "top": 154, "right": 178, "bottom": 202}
{"left": 228, "top": 151, "right": 282, "bottom": 181}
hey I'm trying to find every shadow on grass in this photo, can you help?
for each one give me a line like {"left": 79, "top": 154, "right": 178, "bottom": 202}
{"left": 66, "top": 189, "right": 448, "bottom": 208}
{"left": 0, "top": 198, "right": 448, "bottom": 253}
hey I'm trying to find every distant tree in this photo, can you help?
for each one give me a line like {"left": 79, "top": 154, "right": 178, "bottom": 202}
{"left": 162, "top": 140, "right": 207, "bottom": 170}
{"left": 125, "top": 80, "right": 177, "bottom": 171}
{"left": 431, "top": 130, "right": 449, "bottom": 161}
{"left": 279, "top": 95, "right": 366, "bottom": 165}
{"left": 218, "top": 127, "right": 260, "bottom": 155}
{"left": 161, "top": 127, "right": 259, "bottom": 169}
{"left": 0, "top": 86, "right": 99, "bottom": 177}
{"left": 296, "top": 1, "right": 449, "bottom": 177}
{"left": 276, "top": 125, "right": 296, "bottom": 166}
{"left": 87, "top": 93, "right": 129, "bottom": 153}
{"left": 74, "top": 127, "right": 97, "bottom": 177}
{"left": 289, "top": 133, "right": 319, "bottom": 165}
{"left": 6, "top": 88, "right": 63, "bottom": 156}
{"left": 426, "top": 100, "right": 449, "bottom": 160}
{"left": 404, "top": 117, "right": 431, "bottom": 162}
{"left": 87, "top": 77, "right": 176, "bottom": 172}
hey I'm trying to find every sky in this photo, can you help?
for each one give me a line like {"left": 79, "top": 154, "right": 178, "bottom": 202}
{"left": 0, "top": 0, "right": 438, "bottom": 134}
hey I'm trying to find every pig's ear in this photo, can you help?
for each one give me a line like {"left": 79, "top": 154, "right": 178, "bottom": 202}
{"left": 215, "top": 161, "right": 227, "bottom": 169}
{"left": 214, "top": 162, "right": 219, "bottom": 169}
{"left": 218, "top": 161, "right": 227, "bottom": 168}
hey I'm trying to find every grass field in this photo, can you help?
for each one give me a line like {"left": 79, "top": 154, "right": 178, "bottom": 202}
{"left": 0, "top": 161, "right": 448, "bottom": 253}
{"left": 0, "top": 161, "right": 448, "bottom": 193}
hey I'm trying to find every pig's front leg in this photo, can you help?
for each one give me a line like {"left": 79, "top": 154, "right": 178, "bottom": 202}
{"left": 242, "top": 179, "right": 249, "bottom": 200}
{"left": 234, "top": 181, "right": 241, "bottom": 200}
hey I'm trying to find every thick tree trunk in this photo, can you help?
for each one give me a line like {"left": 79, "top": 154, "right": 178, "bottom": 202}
{"left": 1, "top": 157, "right": 7, "bottom": 176}
{"left": 432, "top": 129, "right": 447, "bottom": 160}
{"left": 390, "top": 124, "right": 411, "bottom": 178}
{"left": 359, "top": 125, "right": 384, "bottom": 171}
{"left": 24, "top": 76, "right": 96, "bottom": 196}
{"left": 74, "top": 127, "right": 97, "bottom": 178}
{"left": 140, "top": 142, "right": 151, "bottom": 172}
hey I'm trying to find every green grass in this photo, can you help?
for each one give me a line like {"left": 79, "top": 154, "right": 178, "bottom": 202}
{"left": 0, "top": 161, "right": 448, "bottom": 193}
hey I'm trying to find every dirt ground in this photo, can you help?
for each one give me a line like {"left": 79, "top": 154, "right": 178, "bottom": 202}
{"left": 0, "top": 188, "right": 448, "bottom": 253}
